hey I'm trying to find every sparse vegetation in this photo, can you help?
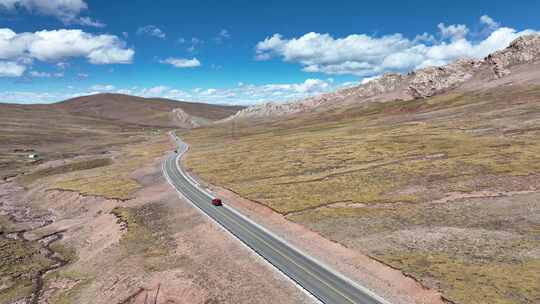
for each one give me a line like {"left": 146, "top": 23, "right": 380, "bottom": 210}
{"left": 0, "top": 237, "right": 54, "bottom": 303}
{"left": 382, "top": 252, "right": 540, "bottom": 304}
{"left": 17, "top": 158, "right": 112, "bottom": 186}
{"left": 51, "top": 137, "right": 170, "bottom": 199}
{"left": 182, "top": 86, "right": 540, "bottom": 303}
{"left": 111, "top": 204, "right": 172, "bottom": 257}
{"left": 184, "top": 87, "right": 540, "bottom": 213}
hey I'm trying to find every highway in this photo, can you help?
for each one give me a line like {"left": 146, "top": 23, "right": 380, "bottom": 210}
{"left": 162, "top": 134, "right": 391, "bottom": 304}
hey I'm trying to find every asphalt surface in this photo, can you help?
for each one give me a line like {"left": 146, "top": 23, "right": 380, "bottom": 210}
{"left": 163, "top": 135, "right": 390, "bottom": 304}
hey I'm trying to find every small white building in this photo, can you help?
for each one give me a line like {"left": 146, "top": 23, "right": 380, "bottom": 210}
{"left": 28, "top": 154, "right": 38, "bottom": 159}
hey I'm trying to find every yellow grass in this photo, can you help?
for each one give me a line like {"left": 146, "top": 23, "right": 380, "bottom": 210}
{"left": 51, "top": 135, "right": 171, "bottom": 199}
{"left": 181, "top": 87, "right": 540, "bottom": 304}
{"left": 183, "top": 89, "right": 540, "bottom": 214}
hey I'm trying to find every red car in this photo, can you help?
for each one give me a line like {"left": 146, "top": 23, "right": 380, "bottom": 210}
{"left": 211, "top": 198, "right": 223, "bottom": 206}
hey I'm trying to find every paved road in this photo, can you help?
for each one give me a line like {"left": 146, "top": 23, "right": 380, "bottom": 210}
{"left": 163, "top": 134, "right": 391, "bottom": 304}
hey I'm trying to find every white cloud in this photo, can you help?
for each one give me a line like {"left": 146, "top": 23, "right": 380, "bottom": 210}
{"left": 77, "top": 16, "right": 106, "bottom": 28}
{"left": 29, "top": 71, "right": 47, "bottom": 77}
{"left": 160, "top": 57, "right": 201, "bottom": 68}
{"left": 90, "top": 84, "right": 115, "bottom": 91}
{"left": 140, "top": 85, "right": 169, "bottom": 97}
{"left": 29, "top": 70, "right": 63, "bottom": 77}
{"left": 255, "top": 16, "right": 536, "bottom": 76}
{"left": 292, "top": 78, "right": 330, "bottom": 93}
{"left": 480, "top": 15, "right": 500, "bottom": 30}
{"left": 0, "top": 0, "right": 86, "bottom": 22}
{"left": 183, "top": 78, "right": 336, "bottom": 105}
{"left": 0, "top": 28, "right": 134, "bottom": 69}
{"left": 0, "top": 78, "right": 343, "bottom": 104}
{"left": 0, "top": 60, "right": 25, "bottom": 77}
{"left": 186, "top": 37, "right": 203, "bottom": 52}
{"left": 438, "top": 23, "right": 469, "bottom": 40}
{"left": 201, "top": 88, "right": 217, "bottom": 95}
{"left": 214, "top": 29, "right": 230, "bottom": 43}
{"left": 0, "top": 0, "right": 104, "bottom": 26}
{"left": 137, "top": 25, "right": 165, "bottom": 39}
{"left": 360, "top": 75, "right": 381, "bottom": 84}
{"left": 56, "top": 62, "right": 69, "bottom": 69}
{"left": 0, "top": 90, "right": 71, "bottom": 103}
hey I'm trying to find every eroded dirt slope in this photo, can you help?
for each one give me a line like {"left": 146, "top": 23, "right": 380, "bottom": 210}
{"left": 1, "top": 135, "right": 314, "bottom": 304}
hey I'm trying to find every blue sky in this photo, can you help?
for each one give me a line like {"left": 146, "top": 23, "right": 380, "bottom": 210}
{"left": 0, "top": 0, "right": 539, "bottom": 104}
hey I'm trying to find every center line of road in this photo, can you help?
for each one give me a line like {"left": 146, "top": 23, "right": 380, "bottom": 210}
{"left": 167, "top": 154, "right": 358, "bottom": 303}
{"left": 212, "top": 200, "right": 358, "bottom": 304}
{"left": 164, "top": 134, "right": 391, "bottom": 304}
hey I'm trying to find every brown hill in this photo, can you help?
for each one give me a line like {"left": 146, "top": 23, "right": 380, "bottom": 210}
{"left": 0, "top": 94, "right": 244, "bottom": 179}
{"left": 55, "top": 93, "right": 244, "bottom": 128}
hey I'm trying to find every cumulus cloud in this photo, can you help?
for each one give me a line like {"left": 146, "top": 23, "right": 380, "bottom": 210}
{"left": 255, "top": 16, "right": 536, "bottom": 76}
{"left": 437, "top": 23, "right": 469, "bottom": 40}
{"left": 0, "top": 0, "right": 104, "bottom": 26}
{"left": 0, "top": 60, "right": 25, "bottom": 77}
{"left": 137, "top": 25, "right": 166, "bottom": 39}
{"left": 0, "top": 28, "right": 134, "bottom": 75}
{"left": 160, "top": 57, "right": 201, "bottom": 68}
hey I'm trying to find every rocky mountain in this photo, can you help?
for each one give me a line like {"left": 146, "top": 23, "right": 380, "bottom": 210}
{"left": 227, "top": 34, "right": 540, "bottom": 120}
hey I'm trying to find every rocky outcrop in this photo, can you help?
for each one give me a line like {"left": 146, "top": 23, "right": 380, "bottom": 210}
{"left": 406, "top": 59, "right": 483, "bottom": 98}
{"left": 486, "top": 34, "right": 540, "bottom": 78}
{"left": 172, "top": 108, "right": 200, "bottom": 128}
{"left": 228, "top": 34, "right": 540, "bottom": 121}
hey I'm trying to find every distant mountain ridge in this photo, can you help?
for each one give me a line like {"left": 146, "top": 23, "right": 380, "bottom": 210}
{"left": 54, "top": 93, "right": 245, "bottom": 128}
{"left": 226, "top": 34, "right": 540, "bottom": 120}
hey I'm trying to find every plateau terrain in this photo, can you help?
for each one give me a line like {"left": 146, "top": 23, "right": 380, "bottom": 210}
{"left": 181, "top": 35, "right": 540, "bottom": 304}
{"left": 1, "top": 96, "right": 318, "bottom": 304}
{"left": 2, "top": 2, "right": 538, "bottom": 304}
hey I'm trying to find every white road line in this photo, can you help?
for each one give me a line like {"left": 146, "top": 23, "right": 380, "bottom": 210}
{"left": 164, "top": 134, "right": 393, "bottom": 304}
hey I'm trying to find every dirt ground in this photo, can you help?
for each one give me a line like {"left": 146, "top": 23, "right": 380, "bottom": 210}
{"left": 0, "top": 135, "right": 315, "bottom": 304}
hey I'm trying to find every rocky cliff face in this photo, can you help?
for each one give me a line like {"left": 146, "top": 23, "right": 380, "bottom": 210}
{"left": 228, "top": 34, "right": 540, "bottom": 121}
{"left": 486, "top": 34, "right": 540, "bottom": 78}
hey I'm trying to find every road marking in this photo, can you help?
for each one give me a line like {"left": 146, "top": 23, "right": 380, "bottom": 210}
{"left": 166, "top": 136, "right": 392, "bottom": 304}
{"left": 165, "top": 154, "right": 359, "bottom": 304}
{"left": 213, "top": 199, "right": 359, "bottom": 304}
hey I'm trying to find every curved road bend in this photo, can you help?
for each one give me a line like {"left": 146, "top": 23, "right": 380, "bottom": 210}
{"left": 162, "top": 134, "right": 391, "bottom": 304}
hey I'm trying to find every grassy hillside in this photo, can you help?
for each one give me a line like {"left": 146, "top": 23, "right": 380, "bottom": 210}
{"left": 0, "top": 103, "right": 150, "bottom": 180}
{"left": 181, "top": 85, "right": 540, "bottom": 303}
{"left": 55, "top": 93, "right": 244, "bottom": 127}
{"left": 0, "top": 94, "right": 243, "bottom": 180}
